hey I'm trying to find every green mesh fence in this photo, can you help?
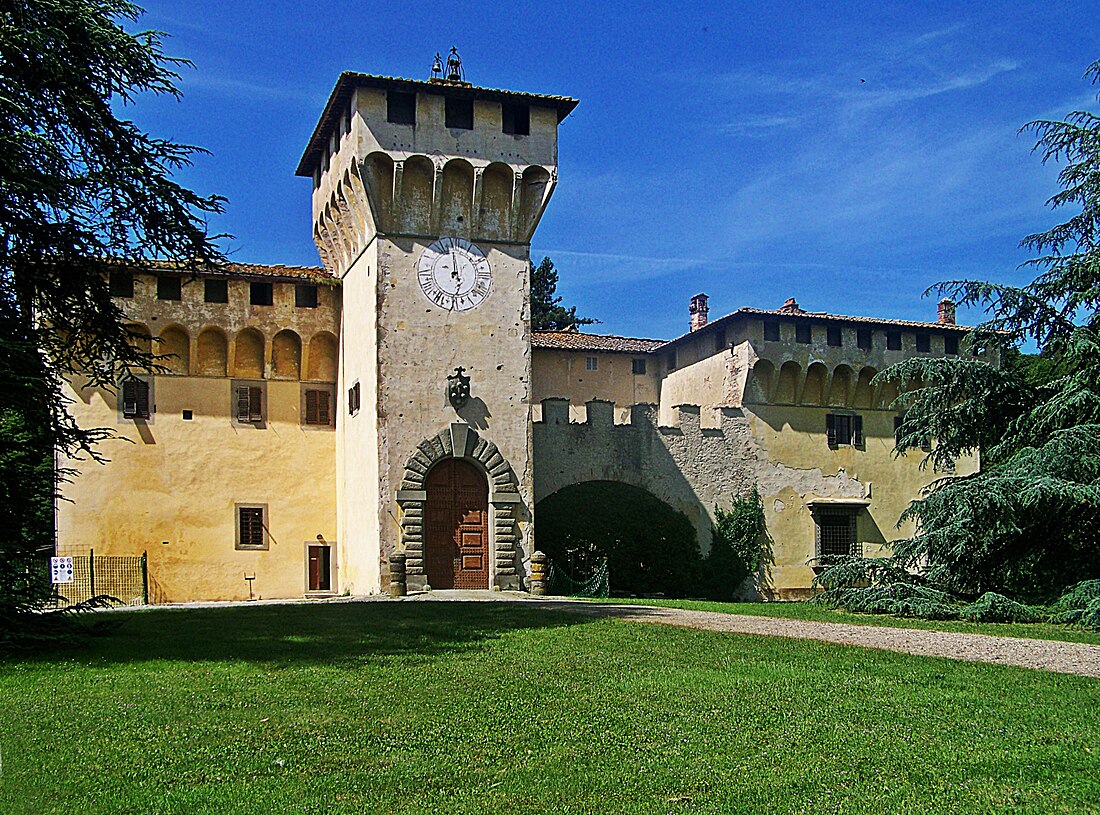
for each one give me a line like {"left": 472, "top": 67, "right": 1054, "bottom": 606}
{"left": 546, "top": 559, "right": 609, "bottom": 599}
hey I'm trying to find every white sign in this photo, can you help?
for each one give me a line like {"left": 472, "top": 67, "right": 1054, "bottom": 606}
{"left": 50, "top": 557, "right": 74, "bottom": 584}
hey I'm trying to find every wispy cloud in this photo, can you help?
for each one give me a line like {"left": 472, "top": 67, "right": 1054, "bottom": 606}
{"left": 181, "top": 74, "right": 322, "bottom": 105}
{"left": 715, "top": 114, "right": 799, "bottom": 135}
{"left": 843, "top": 60, "right": 1018, "bottom": 111}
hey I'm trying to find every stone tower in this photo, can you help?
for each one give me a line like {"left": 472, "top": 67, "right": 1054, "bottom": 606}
{"left": 296, "top": 69, "right": 577, "bottom": 593}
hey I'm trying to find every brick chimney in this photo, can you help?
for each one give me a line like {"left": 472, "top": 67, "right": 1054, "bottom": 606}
{"left": 938, "top": 298, "right": 956, "bottom": 325}
{"left": 689, "top": 293, "right": 709, "bottom": 332}
{"left": 779, "top": 297, "right": 803, "bottom": 314}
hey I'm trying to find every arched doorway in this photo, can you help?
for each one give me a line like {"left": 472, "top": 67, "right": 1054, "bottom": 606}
{"left": 424, "top": 458, "right": 489, "bottom": 589}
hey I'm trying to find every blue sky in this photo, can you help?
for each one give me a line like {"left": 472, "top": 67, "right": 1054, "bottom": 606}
{"left": 133, "top": 1, "right": 1099, "bottom": 340}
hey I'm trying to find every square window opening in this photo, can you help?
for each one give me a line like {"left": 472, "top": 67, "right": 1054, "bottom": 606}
{"left": 585, "top": 356, "right": 598, "bottom": 371}
{"left": 204, "top": 278, "right": 228, "bottom": 303}
{"left": 250, "top": 281, "right": 273, "bottom": 306}
{"left": 157, "top": 276, "right": 181, "bottom": 301}
{"left": 632, "top": 358, "right": 647, "bottom": 375}
{"left": 109, "top": 271, "right": 134, "bottom": 298}
{"left": 795, "top": 322, "right": 812, "bottom": 344}
{"left": 916, "top": 333, "right": 931, "bottom": 353}
{"left": 944, "top": 334, "right": 959, "bottom": 355}
{"left": 764, "top": 321, "right": 780, "bottom": 342}
{"left": 445, "top": 97, "right": 474, "bottom": 130}
{"left": 501, "top": 103, "right": 530, "bottom": 135}
{"left": 121, "top": 377, "right": 150, "bottom": 419}
{"left": 295, "top": 284, "right": 318, "bottom": 308}
{"left": 827, "top": 413, "right": 863, "bottom": 448}
{"left": 817, "top": 513, "right": 857, "bottom": 558}
{"left": 387, "top": 91, "right": 416, "bottom": 125}
{"left": 827, "top": 325, "right": 842, "bottom": 347}
{"left": 666, "top": 351, "right": 677, "bottom": 371}
{"left": 235, "top": 384, "right": 264, "bottom": 424}
{"left": 886, "top": 331, "right": 902, "bottom": 351}
{"left": 857, "top": 329, "right": 872, "bottom": 350}
{"left": 236, "top": 505, "right": 267, "bottom": 550}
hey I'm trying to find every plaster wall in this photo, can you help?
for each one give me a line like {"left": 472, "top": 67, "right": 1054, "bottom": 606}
{"left": 531, "top": 348, "right": 659, "bottom": 423}
{"left": 57, "top": 375, "right": 336, "bottom": 602}
{"left": 658, "top": 348, "right": 744, "bottom": 426}
{"left": 336, "top": 246, "right": 381, "bottom": 594}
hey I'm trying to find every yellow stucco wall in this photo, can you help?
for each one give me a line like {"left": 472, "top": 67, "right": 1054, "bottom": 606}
{"left": 531, "top": 348, "right": 659, "bottom": 422}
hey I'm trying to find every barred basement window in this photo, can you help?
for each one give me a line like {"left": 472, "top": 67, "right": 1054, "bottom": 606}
{"left": 816, "top": 512, "right": 858, "bottom": 558}
{"left": 887, "top": 331, "right": 901, "bottom": 351}
{"left": 305, "top": 388, "right": 332, "bottom": 425}
{"left": 585, "top": 356, "right": 598, "bottom": 371}
{"left": 632, "top": 358, "right": 647, "bottom": 375}
{"left": 857, "top": 328, "right": 872, "bottom": 350}
{"left": 121, "top": 377, "right": 150, "bottom": 419}
{"left": 826, "top": 413, "right": 863, "bottom": 448}
{"left": 235, "top": 384, "right": 263, "bottom": 424}
{"left": 764, "top": 321, "right": 780, "bottom": 342}
{"left": 236, "top": 505, "right": 267, "bottom": 550}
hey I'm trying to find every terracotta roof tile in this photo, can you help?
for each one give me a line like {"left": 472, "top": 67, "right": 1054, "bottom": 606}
{"left": 532, "top": 331, "right": 665, "bottom": 353}
{"left": 150, "top": 260, "right": 334, "bottom": 283}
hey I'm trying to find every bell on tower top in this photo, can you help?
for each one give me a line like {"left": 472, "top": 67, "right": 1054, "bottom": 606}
{"left": 430, "top": 52, "right": 444, "bottom": 81}
{"left": 429, "top": 46, "right": 470, "bottom": 86}
{"left": 446, "top": 47, "right": 464, "bottom": 81}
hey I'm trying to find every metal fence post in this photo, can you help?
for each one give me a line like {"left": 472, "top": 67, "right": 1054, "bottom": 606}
{"left": 141, "top": 550, "right": 148, "bottom": 604}
{"left": 89, "top": 548, "right": 95, "bottom": 598}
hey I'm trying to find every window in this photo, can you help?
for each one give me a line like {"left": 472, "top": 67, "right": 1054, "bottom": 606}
{"left": 764, "top": 321, "right": 780, "bottom": 342}
{"left": 235, "top": 384, "right": 263, "bottom": 424}
{"left": 815, "top": 512, "right": 858, "bottom": 558}
{"left": 944, "top": 334, "right": 959, "bottom": 355}
{"left": 204, "top": 278, "right": 228, "bottom": 303}
{"left": 236, "top": 505, "right": 267, "bottom": 550}
{"left": 304, "top": 388, "right": 332, "bottom": 426}
{"left": 109, "top": 271, "right": 134, "bottom": 298}
{"left": 916, "top": 333, "right": 931, "bottom": 353}
{"left": 501, "top": 103, "right": 530, "bottom": 135}
{"left": 827, "top": 325, "right": 842, "bottom": 347}
{"left": 714, "top": 331, "right": 726, "bottom": 353}
{"left": 157, "top": 276, "right": 181, "bottom": 301}
{"left": 585, "top": 356, "right": 598, "bottom": 371}
{"left": 250, "top": 282, "right": 273, "bottom": 306}
{"left": 666, "top": 351, "right": 677, "bottom": 371}
{"left": 121, "top": 377, "right": 150, "bottom": 419}
{"left": 348, "top": 381, "right": 361, "bottom": 416}
{"left": 826, "top": 413, "right": 863, "bottom": 448}
{"left": 857, "top": 329, "right": 872, "bottom": 350}
{"left": 387, "top": 91, "right": 416, "bottom": 125}
{"left": 445, "top": 97, "right": 473, "bottom": 130}
{"left": 295, "top": 284, "right": 318, "bottom": 308}
{"left": 632, "top": 358, "right": 647, "bottom": 375}
{"left": 795, "top": 322, "right": 811, "bottom": 344}
{"left": 886, "top": 331, "right": 901, "bottom": 351}
{"left": 895, "top": 414, "right": 932, "bottom": 451}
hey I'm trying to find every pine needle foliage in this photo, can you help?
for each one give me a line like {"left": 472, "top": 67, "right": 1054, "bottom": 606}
{"left": 530, "top": 256, "right": 597, "bottom": 331}
{"left": 707, "top": 490, "right": 771, "bottom": 601}
{"left": 822, "top": 59, "right": 1100, "bottom": 606}
{"left": 958, "top": 592, "right": 1043, "bottom": 624}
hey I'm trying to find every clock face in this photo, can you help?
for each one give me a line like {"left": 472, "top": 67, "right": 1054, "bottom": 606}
{"left": 417, "top": 237, "right": 493, "bottom": 312}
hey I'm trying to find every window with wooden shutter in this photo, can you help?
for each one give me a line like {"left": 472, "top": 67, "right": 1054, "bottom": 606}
{"left": 122, "top": 378, "right": 150, "bottom": 419}
{"left": 348, "top": 381, "right": 361, "bottom": 415}
{"left": 827, "top": 413, "right": 860, "bottom": 447}
{"left": 852, "top": 415, "right": 864, "bottom": 447}
{"left": 826, "top": 413, "right": 837, "bottom": 448}
{"left": 235, "top": 385, "right": 262, "bottom": 423}
{"left": 305, "top": 388, "right": 331, "bottom": 425}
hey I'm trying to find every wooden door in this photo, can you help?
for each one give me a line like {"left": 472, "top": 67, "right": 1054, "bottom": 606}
{"left": 424, "top": 458, "right": 489, "bottom": 589}
{"left": 308, "top": 545, "right": 331, "bottom": 591}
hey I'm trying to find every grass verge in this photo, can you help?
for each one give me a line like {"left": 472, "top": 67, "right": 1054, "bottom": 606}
{"left": 2, "top": 601, "right": 1098, "bottom": 814}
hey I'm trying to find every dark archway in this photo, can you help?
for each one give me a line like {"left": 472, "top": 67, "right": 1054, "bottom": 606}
{"left": 535, "top": 481, "right": 701, "bottom": 598}
{"left": 424, "top": 458, "right": 489, "bottom": 589}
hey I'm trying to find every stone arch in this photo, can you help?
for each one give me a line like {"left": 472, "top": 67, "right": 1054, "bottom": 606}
{"left": 363, "top": 152, "right": 394, "bottom": 230}
{"left": 828, "top": 364, "right": 854, "bottom": 407}
{"left": 396, "top": 424, "right": 521, "bottom": 592}
{"left": 518, "top": 165, "right": 551, "bottom": 240}
{"left": 879, "top": 378, "right": 900, "bottom": 410}
{"left": 233, "top": 327, "right": 265, "bottom": 379}
{"left": 774, "top": 360, "right": 800, "bottom": 404}
{"left": 479, "top": 162, "right": 513, "bottom": 240}
{"left": 854, "top": 366, "right": 878, "bottom": 409}
{"left": 306, "top": 331, "right": 338, "bottom": 382}
{"left": 157, "top": 324, "right": 190, "bottom": 375}
{"left": 271, "top": 329, "right": 302, "bottom": 380}
{"left": 399, "top": 155, "right": 434, "bottom": 234}
{"left": 803, "top": 362, "right": 828, "bottom": 406}
{"left": 745, "top": 359, "right": 775, "bottom": 404}
{"left": 126, "top": 322, "right": 152, "bottom": 356}
{"left": 196, "top": 326, "right": 228, "bottom": 377}
{"left": 439, "top": 158, "right": 474, "bottom": 235}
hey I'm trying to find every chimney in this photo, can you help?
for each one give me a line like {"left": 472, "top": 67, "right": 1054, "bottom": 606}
{"left": 689, "top": 293, "right": 709, "bottom": 332}
{"left": 779, "top": 297, "right": 802, "bottom": 314}
{"left": 937, "top": 298, "right": 956, "bottom": 325}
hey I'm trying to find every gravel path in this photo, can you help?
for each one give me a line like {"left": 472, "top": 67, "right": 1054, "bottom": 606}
{"left": 542, "top": 601, "right": 1100, "bottom": 678}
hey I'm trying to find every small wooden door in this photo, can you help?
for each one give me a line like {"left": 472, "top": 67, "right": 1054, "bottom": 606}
{"left": 308, "top": 545, "right": 331, "bottom": 591}
{"left": 424, "top": 459, "right": 489, "bottom": 589}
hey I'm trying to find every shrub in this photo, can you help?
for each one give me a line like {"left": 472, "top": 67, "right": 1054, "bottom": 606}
{"left": 958, "top": 592, "right": 1042, "bottom": 623}
{"left": 706, "top": 490, "right": 770, "bottom": 601}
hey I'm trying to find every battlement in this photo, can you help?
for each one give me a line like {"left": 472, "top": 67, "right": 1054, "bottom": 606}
{"left": 533, "top": 397, "right": 739, "bottom": 433}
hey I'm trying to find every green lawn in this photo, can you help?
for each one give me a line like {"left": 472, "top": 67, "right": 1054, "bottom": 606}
{"left": 599, "top": 598, "right": 1100, "bottom": 645}
{"left": 2, "top": 602, "right": 1098, "bottom": 815}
